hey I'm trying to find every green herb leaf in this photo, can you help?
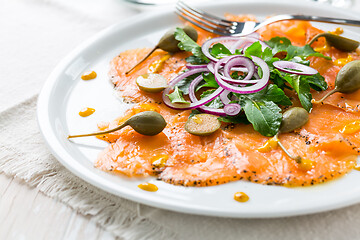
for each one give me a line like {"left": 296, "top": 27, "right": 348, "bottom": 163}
{"left": 175, "top": 72, "right": 201, "bottom": 95}
{"left": 246, "top": 84, "right": 292, "bottom": 106}
{"left": 243, "top": 99, "right": 282, "bottom": 136}
{"left": 200, "top": 89, "right": 224, "bottom": 108}
{"left": 196, "top": 72, "right": 219, "bottom": 91}
{"left": 292, "top": 75, "right": 312, "bottom": 112}
{"left": 185, "top": 56, "right": 208, "bottom": 65}
{"left": 166, "top": 86, "right": 190, "bottom": 104}
{"left": 210, "top": 43, "right": 232, "bottom": 59}
{"left": 302, "top": 73, "right": 328, "bottom": 91}
{"left": 244, "top": 42, "right": 263, "bottom": 58}
{"left": 174, "top": 28, "right": 209, "bottom": 63}
{"left": 266, "top": 37, "right": 331, "bottom": 61}
{"left": 218, "top": 114, "right": 250, "bottom": 124}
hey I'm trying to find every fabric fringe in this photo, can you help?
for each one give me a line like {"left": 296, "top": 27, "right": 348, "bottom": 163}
{"left": 0, "top": 95, "right": 177, "bottom": 240}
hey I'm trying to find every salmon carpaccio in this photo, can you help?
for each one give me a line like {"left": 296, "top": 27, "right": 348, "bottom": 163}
{"left": 96, "top": 16, "right": 360, "bottom": 187}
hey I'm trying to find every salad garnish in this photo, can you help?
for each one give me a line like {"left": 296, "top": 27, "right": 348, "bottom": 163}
{"left": 162, "top": 27, "right": 330, "bottom": 137}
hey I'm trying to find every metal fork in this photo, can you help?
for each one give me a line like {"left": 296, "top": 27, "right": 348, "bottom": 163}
{"left": 175, "top": 1, "right": 360, "bottom": 36}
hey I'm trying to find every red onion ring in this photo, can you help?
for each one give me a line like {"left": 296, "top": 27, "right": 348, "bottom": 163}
{"left": 208, "top": 58, "right": 259, "bottom": 85}
{"left": 201, "top": 36, "right": 240, "bottom": 62}
{"left": 162, "top": 67, "right": 215, "bottom": 110}
{"left": 223, "top": 56, "right": 255, "bottom": 81}
{"left": 230, "top": 37, "right": 270, "bottom": 53}
{"left": 214, "top": 56, "right": 270, "bottom": 94}
{"left": 220, "top": 90, "right": 231, "bottom": 105}
{"left": 224, "top": 103, "right": 242, "bottom": 116}
{"left": 186, "top": 64, "right": 208, "bottom": 70}
{"left": 188, "top": 74, "right": 226, "bottom": 116}
{"left": 273, "top": 61, "right": 318, "bottom": 76}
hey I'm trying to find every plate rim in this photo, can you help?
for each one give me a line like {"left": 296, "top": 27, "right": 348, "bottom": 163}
{"left": 37, "top": 0, "right": 360, "bottom": 218}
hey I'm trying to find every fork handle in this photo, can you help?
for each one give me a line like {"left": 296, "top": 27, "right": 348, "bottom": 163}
{"left": 257, "top": 14, "right": 360, "bottom": 30}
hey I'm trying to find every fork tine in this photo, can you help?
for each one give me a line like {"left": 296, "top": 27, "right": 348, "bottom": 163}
{"left": 177, "top": 1, "right": 234, "bottom": 28}
{"left": 175, "top": 10, "right": 232, "bottom": 36}
{"left": 176, "top": 6, "right": 229, "bottom": 31}
{"left": 177, "top": 1, "right": 234, "bottom": 25}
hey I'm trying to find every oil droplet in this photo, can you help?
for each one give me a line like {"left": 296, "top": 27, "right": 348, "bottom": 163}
{"left": 314, "top": 42, "right": 331, "bottom": 52}
{"left": 79, "top": 107, "right": 95, "bottom": 117}
{"left": 299, "top": 159, "right": 314, "bottom": 171}
{"left": 340, "top": 120, "right": 360, "bottom": 134}
{"left": 334, "top": 55, "right": 353, "bottom": 67}
{"left": 152, "top": 155, "right": 169, "bottom": 168}
{"left": 148, "top": 54, "right": 171, "bottom": 73}
{"left": 192, "top": 115, "right": 203, "bottom": 124}
{"left": 354, "top": 164, "right": 360, "bottom": 171}
{"left": 138, "top": 182, "right": 158, "bottom": 192}
{"left": 234, "top": 192, "right": 249, "bottom": 203}
{"left": 81, "top": 71, "right": 97, "bottom": 80}
{"left": 257, "top": 136, "right": 279, "bottom": 153}
{"left": 330, "top": 27, "right": 344, "bottom": 35}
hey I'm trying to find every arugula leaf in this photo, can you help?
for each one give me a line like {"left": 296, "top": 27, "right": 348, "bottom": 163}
{"left": 218, "top": 114, "right": 250, "bottom": 124}
{"left": 244, "top": 42, "right": 263, "bottom": 58}
{"left": 166, "top": 86, "right": 190, "bottom": 104}
{"left": 200, "top": 89, "right": 224, "bottom": 108}
{"left": 270, "top": 68, "right": 290, "bottom": 90}
{"left": 185, "top": 56, "right": 206, "bottom": 65}
{"left": 196, "top": 72, "right": 219, "bottom": 91}
{"left": 303, "top": 73, "right": 328, "bottom": 91}
{"left": 249, "top": 84, "right": 292, "bottom": 106}
{"left": 210, "top": 43, "right": 232, "bottom": 58}
{"left": 266, "top": 37, "right": 331, "bottom": 61}
{"left": 290, "top": 75, "right": 312, "bottom": 112}
{"left": 269, "top": 68, "right": 327, "bottom": 111}
{"left": 175, "top": 72, "right": 201, "bottom": 95}
{"left": 243, "top": 99, "right": 282, "bottom": 136}
{"left": 266, "top": 37, "right": 292, "bottom": 54}
{"left": 244, "top": 42, "right": 278, "bottom": 65}
{"left": 174, "top": 28, "right": 209, "bottom": 63}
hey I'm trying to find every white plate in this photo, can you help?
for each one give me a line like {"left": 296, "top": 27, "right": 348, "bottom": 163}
{"left": 37, "top": 0, "right": 360, "bottom": 218}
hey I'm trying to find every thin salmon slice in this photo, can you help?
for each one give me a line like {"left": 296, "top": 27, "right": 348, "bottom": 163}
{"left": 95, "top": 17, "right": 360, "bottom": 187}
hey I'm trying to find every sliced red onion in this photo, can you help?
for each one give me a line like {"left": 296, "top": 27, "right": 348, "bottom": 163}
{"left": 201, "top": 36, "right": 240, "bottom": 62}
{"left": 162, "top": 67, "right": 215, "bottom": 110}
{"left": 220, "top": 90, "right": 231, "bottom": 105}
{"left": 230, "top": 37, "right": 270, "bottom": 53}
{"left": 273, "top": 61, "right": 318, "bottom": 76}
{"left": 214, "top": 56, "right": 270, "bottom": 94}
{"left": 186, "top": 64, "right": 209, "bottom": 70}
{"left": 188, "top": 73, "right": 226, "bottom": 116}
{"left": 223, "top": 56, "right": 255, "bottom": 81}
{"left": 208, "top": 57, "right": 259, "bottom": 85}
{"left": 224, "top": 103, "right": 242, "bottom": 116}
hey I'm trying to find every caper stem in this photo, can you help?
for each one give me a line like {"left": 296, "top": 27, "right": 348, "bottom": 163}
{"left": 308, "top": 33, "right": 327, "bottom": 46}
{"left": 68, "top": 121, "right": 128, "bottom": 139}
{"left": 125, "top": 46, "right": 158, "bottom": 74}
{"left": 274, "top": 133, "right": 302, "bottom": 163}
{"left": 311, "top": 88, "right": 338, "bottom": 104}
{"left": 277, "top": 140, "right": 302, "bottom": 163}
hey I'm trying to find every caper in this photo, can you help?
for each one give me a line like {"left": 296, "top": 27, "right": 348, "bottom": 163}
{"left": 68, "top": 111, "right": 167, "bottom": 138}
{"left": 279, "top": 107, "right": 309, "bottom": 133}
{"left": 157, "top": 25, "right": 198, "bottom": 52}
{"left": 309, "top": 32, "right": 359, "bottom": 52}
{"left": 312, "top": 60, "right": 360, "bottom": 103}
{"left": 136, "top": 73, "right": 168, "bottom": 93}
{"left": 185, "top": 114, "right": 221, "bottom": 136}
{"left": 126, "top": 25, "right": 198, "bottom": 74}
{"left": 273, "top": 107, "right": 312, "bottom": 170}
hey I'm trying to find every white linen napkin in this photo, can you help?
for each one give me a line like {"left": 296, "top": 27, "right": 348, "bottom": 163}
{"left": 2, "top": 95, "right": 360, "bottom": 240}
